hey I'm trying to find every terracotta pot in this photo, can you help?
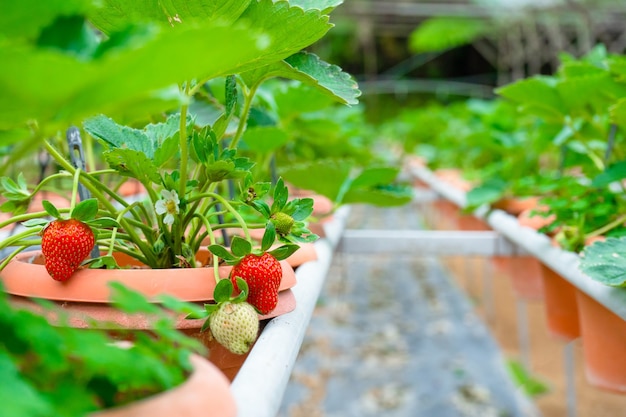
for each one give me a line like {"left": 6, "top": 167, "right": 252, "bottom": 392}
{"left": 434, "top": 169, "right": 472, "bottom": 191}
{"left": 492, "top": 256, "right": 544, "bottom": 301}
{"left": 539, "top": 263, "right": 580, "bottom": 341}
{"left": 576, "top": 290, "right": 626, "bottom": 393}
{"left": 492, "top": 196, "right": 539, "bottom": 216}
{"left": 457, "top": 214, "right": 490, "bottom": 231}
{"left": 117, "top": 179, "right": 145, "bottom": 197}
{"left": 431, "top": 199, "right": 461, "bottom": 230}
{"left": 517, "top": 207, "right": 554, "bottom": 231}
{"left": 91, "top": 354, "right": 237, "bottom": 417}
{"left": 1, "top": 249, "right": 297, "bottom": 380}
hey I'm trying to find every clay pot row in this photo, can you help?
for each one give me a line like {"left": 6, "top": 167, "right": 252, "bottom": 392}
{"left": 424, "top": 172, "right": 626, "bottom": 394}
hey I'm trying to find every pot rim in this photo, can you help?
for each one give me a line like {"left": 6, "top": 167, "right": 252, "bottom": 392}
{"left": 0, "top": 250, "right": 296, "bottom": 303}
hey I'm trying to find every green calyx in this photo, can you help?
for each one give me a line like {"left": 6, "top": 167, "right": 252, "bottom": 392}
{"left": 207, "top": 235, "right": 299, "bottom": 265}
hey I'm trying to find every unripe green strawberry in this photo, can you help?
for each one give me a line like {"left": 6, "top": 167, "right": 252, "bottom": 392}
{"left": 231, "top": 252, "right": 282, "bottom": 315}
{"left": 41, "top": 219, "right": 95, "bottom": 281}
{"left": 271, "top": 212, "right": 295, "bottom": 236}
{"left": 209, "top": 301, "right": 259, "bottom": 355}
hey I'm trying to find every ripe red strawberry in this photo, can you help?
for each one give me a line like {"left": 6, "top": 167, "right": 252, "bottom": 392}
{"left": 230, "top": 252, "right": 282, "bottom": 314}
{"left": 41, "top": 219, "right": 95, "bottom": 281}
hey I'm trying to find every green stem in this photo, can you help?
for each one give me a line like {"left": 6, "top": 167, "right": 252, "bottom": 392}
{"left": 193, "top": 213, "right": 220, "bottom": 283}
{"left": 0, "top": 228, "right": 41, "bottom": 251}
{"left": 0, "top": 246, "right": 31, "bottom": 271}
{"left": 586, "top": 213, "right": 626, "bottom": 239}
{"left": 229, "top": 82, "right": 260, "bottom": 150}
{"left": 185, "top": 192, "right": 250, "bottom": 241}
{"left": 70, "top": 168, "right": 81, "bottom": 212}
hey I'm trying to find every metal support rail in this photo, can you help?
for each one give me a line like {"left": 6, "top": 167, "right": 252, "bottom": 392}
{"left": 410, "top": 165, "right": 626, "bottom": 322}
{"left": 339, "top": 229, "right": 517, "bottom": 256}
{"left": 230, "top": 206, "right": 350, "bottom": 417}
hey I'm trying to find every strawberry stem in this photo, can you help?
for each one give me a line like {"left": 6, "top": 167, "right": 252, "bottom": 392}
{"left": 0, "top": 245, "right": 32, "bottom": 271}
{"left": 193, "top": 213, "right": 220, "bottom": 283}
{"left": 186, "top": 192, "right": 251, "bottom": 242}
{"left": 70, "top": 168, "right": 81, "bottom": 214}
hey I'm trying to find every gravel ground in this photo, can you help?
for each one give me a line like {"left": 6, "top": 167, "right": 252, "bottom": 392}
{"left": 277, "top": 204, "right": 540, "bottom": 417}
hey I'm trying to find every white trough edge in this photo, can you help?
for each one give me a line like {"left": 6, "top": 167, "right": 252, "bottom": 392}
{"left": 230, "top": 206, "right": 350, "bottom": 417}
{"left": 410, "top": 165, "right": 626, "bottom": 322}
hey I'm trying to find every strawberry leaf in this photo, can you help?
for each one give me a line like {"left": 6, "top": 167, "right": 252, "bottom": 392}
{"left": 271, "top": 177, "right": 289, "bottom": 213}
{"left": 261, "top": 222, "right": 276, "bottom": 252}
{"left": 87, "top": 256, "right": 118, "bottom": 269}
{"left": 41, "top": 200, "right": 61, "bottom": 219}
{"left": 250, "top": 200, "right": 271, "bottom": 219}
{"left": 22, "top": 219, "right": 49, "bottom": 228}
{"left": 213, "top": 279, "right": 233, "bottom": 303}
{"left": 230, "top": 236, "right": 252, "bottom": 257}
{"left": 269, "top": 244, "right": 300, "bottom": 260}
{"left": 284, "top": 197, "right": 314, "bottom": 221}
{"left": 158, "top": 294, "right": 205, "bottom": 317}
{"left": 233, "top": 277, "right": 249, "bottom": 303}
{"left": 86, "top": 217, "right": 120, "bottom": 228}
{"left": 71, "top": 198, "right": 98, "bottom": 221}
{"left": 207, "top": 244, "right": 237, "bottom": 262}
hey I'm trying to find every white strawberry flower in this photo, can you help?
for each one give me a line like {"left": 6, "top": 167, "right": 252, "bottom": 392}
{"left": 155, "top": 189, "right": 180, "bottom": 226}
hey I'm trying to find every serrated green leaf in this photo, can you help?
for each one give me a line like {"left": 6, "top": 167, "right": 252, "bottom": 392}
{"left": 242, "top": 52, "right": 360, "bottom": 106}
{"left": 580, "top": 237, "right": 626, "bottom": 286}
{"left": 231, "top": 236, "right": 252, "bottom": 257}
{"left": 213, "top": 279, "right": 233, "bottom": 303}
{"left": 269, "top": 244, "right": 300, "bottom": 260}
{"left": 71, "top": 198, "right": 98, "bottom": 221}
{"left": 42, "top": 200, "right": 62, "bottom": 218}
{"left": 85, "top": 115, "right": 153, "bottom": 156}
{"left": 283, "top": 52, "right": 360, "bottom": 105}
{"left": 238, "top": 0, "right": 331, "bottom": 69}
{"left": 207, "top": 244, "right": 237, "bottom": 261}
{"left": 261, "top": 222, "right": 276, "bottom": 252}
{"left": 104, "top": 149, "right": 161, "bottom": 184}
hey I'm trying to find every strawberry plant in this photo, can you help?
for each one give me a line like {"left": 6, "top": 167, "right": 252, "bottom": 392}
{"left": 0, "top": 0, "right": 418, "bottom": 397}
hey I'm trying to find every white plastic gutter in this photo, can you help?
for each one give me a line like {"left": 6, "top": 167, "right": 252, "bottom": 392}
{"left": 411, "top": 166, "right": 626, "bottom": 322}
{"left": 230, "top": 206, "right": 350, "bottom": 417}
